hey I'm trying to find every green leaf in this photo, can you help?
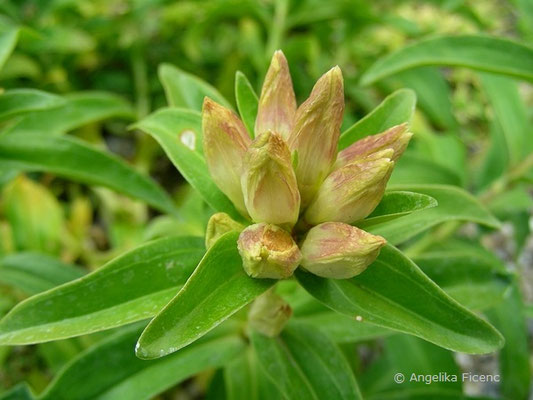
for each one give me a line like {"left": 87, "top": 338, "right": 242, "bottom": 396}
{"left": 475, "top": 121, "right": 508, "bottom": 190}
{"left": 0, "top": 236, "right": 205, "bottom": 344}
{"left": 412, "top": 242, "right": 512, "bottom": 310}
{"left": 389, "top": 67, "right": 457, "bottom": 130}
{"left": 0, "top": 89, "right": 65, "bottom": 122}
{"left": 0, "top": 252, "right": 84, "bottom": 295}
{"left": 0, "top": 27, "right": 19, "bottom": 71}
{"left": 360, "top": 335, "right": 461, "bottom": 395}
{"left": 338, "top": 89, "right": 416, "bottom": 150}
{"left": 224, "top": 348, "right": 285, "bottom": 400}
{"left": 159, "top": 63, "right": 232, "bottom": 111}
{"left": 252, "top": 322, "right": 363, "bottom": 400}
{"left": 136, "top": 232, "right": 274, "bottom": 359}
{"left": 5, "top": 92, "right": 134, "bottom": 136}
{"left": 235, "top": 71, "right": 258, "bottom": 137}
{"left": 296, "top": 244, "right": 504, "bottom": 354}
{"left": 2, "top": 175, "right": 64, "bottom": 255}
{"left": 366, "top": 391, "right": 501, "bottom": 400}
{"left": 134, "top": 108, "right": 242, "bottom": 220}
{"left": 486, "top": 284, "right": 531, "bottom": 400}
{"left": 295, "top": 311, "right": 392, "bottom": 343}
{"left": 357, "top": 191, "right": 437, "bottom": 228}
{"left": 39, "top": 324, "right": 245, "bottom": 400}
{"left": 389, "top": 155, "right": 463, "bottom": 186}
{"left": 368, "top": 185, "right": 501, "bottom": 245}
{"left": 479, "top": 72, "right": 532, "bottom": 165}
{"left": 0, "top": 134, "right": 176, "bottom": 215}
{"left": 0, "top": 383, "right": 33, "bottom": 400}
{"left": 360, "top": 35, "right": 533, "bottom": 86}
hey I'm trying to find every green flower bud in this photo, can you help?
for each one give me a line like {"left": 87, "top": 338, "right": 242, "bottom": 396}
{"left": 300, "top": 222, "right": 386, "bottom": 279}
{"left": 202, "top": 97, "right": 251, "bottom": 216}
{"left": 288, "top": 66, "right": 344, "bottom": 207}
{"left": 335, "top": 123, "right": 412, "bottom": 169}
{"left": 241, "top": 131, "right": 300, "bottom": 228}
{"left": 237, "top": 223, "right": 302, "bottom": 279}
{"left": 249, "top": 290, "right": 292, "bottom": 337}
{"left": 255, "top": 50, "right": 297, "bottom": 141}
{"left": 205, "top": 212, "right": 245, "bottom": 250}
{"left": 305, "top": 150, "right": 395, "bottom": 225}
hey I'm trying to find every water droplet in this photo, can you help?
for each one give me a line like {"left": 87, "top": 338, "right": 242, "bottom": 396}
{"left": 180, "top": 130, "right": 196, "bottom": 150}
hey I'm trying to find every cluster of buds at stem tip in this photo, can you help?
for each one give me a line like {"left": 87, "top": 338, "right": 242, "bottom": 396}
{"left": 202, "top": 50, "right": 412, "bottom": 280}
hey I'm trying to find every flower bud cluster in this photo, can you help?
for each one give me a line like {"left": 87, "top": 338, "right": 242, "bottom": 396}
{"left": 202, "top": 50, "right": 412, "bottom": 281}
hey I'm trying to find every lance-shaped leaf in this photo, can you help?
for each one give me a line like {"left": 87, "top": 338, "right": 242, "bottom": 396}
{"left": 0, "top": 236, "right": 205, "bottom": 345}
{"left": 412, "top": 242, "right": 512, "bottom": 311}
{"left": 5, "top": 91, "right": 134, "bottom": 136}
{"left": 486, "top": 284, "right": 531, "bottom": 400}
{"left": 305, "top": 151, "right": 394, "bottom": 225}
{"left": 360, "top": 335, "right": 461, "bottom": 396}
{"left": 360, "top": 35, "right": 533, "bottom": 85}
{"left": 136, "top": 232, "right": 275, "bottom": 359}
{"left": 39, "top": 323, "right": 245, "bottom": 400}
{"left": 367, "top": 184, "right": 501, "bottom": 245}
{"left": 288, "top": 66, "right": 344, "bottom": 206}
{"left": 0, "top": 89, "right": 66, "bottom": 122}
{"left": 159, "top": 63, "right": 232, "bottom": 110}
{"left": 255, "top": 50, "right": 297, "bottom": 140}
{"left": 0, "top": 134, "right": 176, "bottom": 215}
{"left": 0, "top": 26, "right": 19, "bottom": 71}
{"left": 252, "top": 322, "right": 363, "bottom": 400}
{"left": 134, "top": 108, "right": 243, "bottom": 220}
{"left": 241, "top": 131, "right": 300, "bottom": 227}
{"left": 203, "top": 98, "right": 251, "bottom": 216}
{"left": 0, "top": 252, "right": 84, "bottom": 296}
{"left": 223, "top": 348, "right": 285, "bottom": 400}
{"left": 296, "top": 244, "right": 504, "bottom": 354}
{"left": 235, "top": 71, "right": 259, "bottom": 137}
{"left": 338, "top": 89, "right": 416, "bottom": 150}
{"left": 356, "top": 191, "right": 438, "bottom": 228}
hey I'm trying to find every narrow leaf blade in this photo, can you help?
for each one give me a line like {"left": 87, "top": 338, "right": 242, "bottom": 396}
{"left": 235, "top": 71, "right": 258, "bottom": 137}
{"left": 137, "top": 232, "right": 274, "bottom": 359}
{"left": 252, "top": 322, "right": 363, "bottom": 400}
{"left": 0, "top": 236, "right": 205, "bottom": 344}
{"left": 361, "top": 35, "right": 533, "bottom": 85}
{"left": 296, "top": 244, "right": 504, "bottom": 354}
{"left": 357, "top": 191, "right": 437, "bottom": 228}
{"left": 0, "top": 134, "right": 176, "bottom": 215}
{"left": 368, "top": 185, "right": 501, "bottom": 244}
{"left": 159, "top": 63, "right": 232, "bottom": 110}
{"left": 40, "top": 324, "right": 245, "bottom": 400}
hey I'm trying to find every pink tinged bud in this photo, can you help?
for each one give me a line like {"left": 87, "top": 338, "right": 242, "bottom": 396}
{"left": 335, "top": 123, "right": 412, "bottom": 170}
{"left": 249, "top": 290, "right": 292, "bottom": 337}
{"left": 304, "top": 150, "right": 395, "bottom": 225}
{"left": 202, "top": 97, "right": 251, "bottom": 216}
{"left": 288, "top": 66, "right": 345, "bottom": 207}
{"left": 241, "top": 131, "right": 300, "bottom": 228}
{"left": 205, "top": 212, "right": 245, "bottom": 250}
{"left": 237, "top": 223, "right": 302, "bottom": 279}
{"left": 300, "top": 222, "right": 386, "bottom": 279}
{"left": 255, "top": 50, "right": 297, "bottom": 140}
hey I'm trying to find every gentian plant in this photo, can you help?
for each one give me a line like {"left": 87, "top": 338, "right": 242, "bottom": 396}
{"left": 3, "top": 24, "right": 528, "bottom": 395}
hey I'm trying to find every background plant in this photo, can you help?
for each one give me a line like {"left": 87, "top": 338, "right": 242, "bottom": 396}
{"left": 0, "top": 1, "right": 532, "bottom": 399}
